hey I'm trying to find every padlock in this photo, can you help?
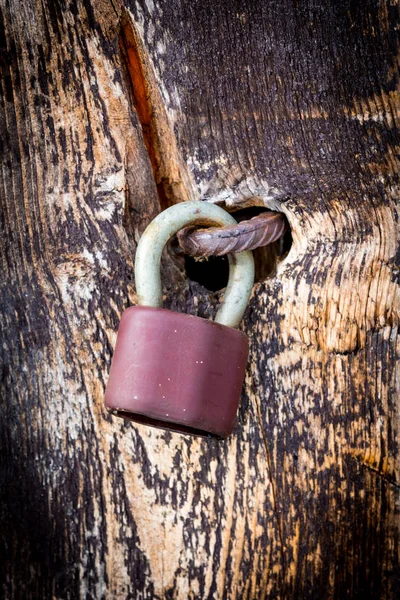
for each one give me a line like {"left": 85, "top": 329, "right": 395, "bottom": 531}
{"left": 104, "top": 201, "right": 255, "bottom": 438}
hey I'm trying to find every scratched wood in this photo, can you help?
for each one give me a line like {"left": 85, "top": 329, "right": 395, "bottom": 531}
{"left": 0, "top": 1, "right": 399, "bottom": 598}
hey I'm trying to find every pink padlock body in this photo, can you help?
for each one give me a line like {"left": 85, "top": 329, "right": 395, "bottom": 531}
{"left": 104, "top": 306, "right": 249, "bottom": 437}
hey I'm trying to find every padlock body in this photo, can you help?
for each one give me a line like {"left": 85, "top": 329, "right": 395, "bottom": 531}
{"left": 104, "top": 306, "right": 249, "bottom": 437}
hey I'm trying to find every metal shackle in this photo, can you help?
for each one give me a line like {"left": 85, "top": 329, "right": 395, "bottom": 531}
{"left": 135, "top": 202, "right": 255, "bottom": 328}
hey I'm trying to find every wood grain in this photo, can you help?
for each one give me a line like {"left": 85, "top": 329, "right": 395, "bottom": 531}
{"left": 0, "top": 1, "right": 399, "bottom": 598}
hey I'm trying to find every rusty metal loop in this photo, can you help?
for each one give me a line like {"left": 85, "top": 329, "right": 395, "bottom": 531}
{"left": 177, "top": 210, "right": 287, "bottom": 257}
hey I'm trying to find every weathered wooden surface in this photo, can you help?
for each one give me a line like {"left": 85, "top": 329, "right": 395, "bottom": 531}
{"left": 0, "top": 1, "right": 399, "bottom": 598}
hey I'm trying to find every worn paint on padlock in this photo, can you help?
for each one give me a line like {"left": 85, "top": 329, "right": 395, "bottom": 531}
{"left": 105, "top": 306, "right": 249, "bottom": 437}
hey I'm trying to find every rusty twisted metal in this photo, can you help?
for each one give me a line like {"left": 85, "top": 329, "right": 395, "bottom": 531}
{"left": 177, "top": 210, "right": 287, "bottom": 257}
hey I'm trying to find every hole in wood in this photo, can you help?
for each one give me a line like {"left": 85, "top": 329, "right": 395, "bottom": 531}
{"left": 182, "top": 207, "right": 292, "bottom": 291}
{"left": 185, "top": 254, "right": 229, "bottom": 292}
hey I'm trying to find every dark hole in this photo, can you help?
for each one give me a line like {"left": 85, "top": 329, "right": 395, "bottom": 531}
{"left": 184, "top": 254, "right": 229, "bottom": 292}
{"left": 253, "top": 221, "right": 292, "bottom": 282}
{"left": 182, "top": 207, "right": 292, "bottom": 291}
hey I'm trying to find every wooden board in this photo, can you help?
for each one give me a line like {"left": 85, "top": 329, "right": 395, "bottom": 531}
{"left": 0, "top": 1, "right": 399, "bottom": 597}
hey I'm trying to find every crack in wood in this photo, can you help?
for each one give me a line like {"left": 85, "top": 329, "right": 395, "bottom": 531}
{"left": 119, "top": 11, "right": 195, "bottom": 210}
